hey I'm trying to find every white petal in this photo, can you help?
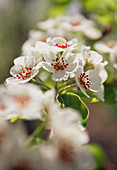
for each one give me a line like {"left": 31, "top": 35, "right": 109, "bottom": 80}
{"left": 94, "top": 42, "right": 111, "bottom": 53}
{"left": 14, "top": 56, "right": 25, "bottom": 66}
{"left": 66, "top": 63, "right": 77, "bottom": 73}
{"left": 6, "top": 77, "right": 20, "bottom": 84}
{"left": 43, "top": 51, "right": 56, "bottom": 63}
{"left": 90, "top": 84, "right": 102, "bottom": 92}
{"left": 10, "top": 65, "right": 23, "bottom": 76}
{"left": 24, "top": 56, "right": 35, "bottom": 67}
{"left": 67, "top": 54, "right": 76, "bottom": 63}
{"left": 35, "top": 41, "right": 50, "bottom": 54}
{"left": 53, "top": 37, "right": 66, "bottom": 44}
{"left": 87, "top": 70, "right": 102, "bottom": 84}
{"left": 42, "top": 62, "right": 54, "bottom": 73}
{"left": 52, "top": 70, "right": 68, "bottom": 81}
{"left": 88, "top": 51, "right": 102, "bottom": 64}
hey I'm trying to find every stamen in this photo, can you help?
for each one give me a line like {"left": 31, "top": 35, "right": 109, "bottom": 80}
{"left": 51, "top": 57, "right": 69, "bottom": 71}
{"left": 71, "top": 22, "right": 80, "bottom": 26}
{"left": 16, "top": 67, "right": 32, "bottom": 80}
{"left": 79, "top": 72, "right": 91, "bottom": 89}
{"left": 55, "top": 42, "right": 70, "bottom": 49}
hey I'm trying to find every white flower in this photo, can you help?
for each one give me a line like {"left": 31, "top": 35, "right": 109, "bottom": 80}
{"left": 24, "top": 41, "right": 51, "bottom": 68}
{"left": 22, "top": 30, "right": 48, "bottom": 55}
{"left": 76, "top": 45, "right": 103, "bottom": 68}
{"left": 94, "top": 41, "right": 117, "bottom": 53}
{"left": 46, "top": 37, "right": 78, "bottom": 53}
{"left": 0, "top": 84, "right": 17, "bottom": 119}
{"left": 38, "top": 108, "right": 94, "bottom": 170}
{"left": 6, "top": 56, "right": 39, "bottom": 84}
{"left": 61, "top": 14, "right": 102, "bottom": 39}
{"left": 0, "top": 122, "right": 39, "bottom": 170}
{"left": 37, "top": 17, "right": 61, "bottom": 30}
{"left": 6, "top": 83, "right": 44, "bottom": 120}
{"left": 76, "top": 66, "right": 103, "bottom": 98}
{"left": 42, "top": 50, "right": 77, "bottom": 81}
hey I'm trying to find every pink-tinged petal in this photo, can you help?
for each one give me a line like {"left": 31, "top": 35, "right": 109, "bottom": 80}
{"left": 94, "top": 43, "right": 111, "bottom": 53}
{"left": 14, "top": 56, "right": 25, "bottom": 66}
{"left": 10, "top": 65, "right": 23, "bottom": 76}
{"left": 42, "top": 62, "right": 54, "bottom": 73}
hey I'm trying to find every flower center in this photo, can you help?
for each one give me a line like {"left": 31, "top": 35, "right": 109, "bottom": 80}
{"left": 16, "top": 67, "right": 32, "bottom": 80}
{"left": 71, "top": 22, "right": 80, "bottom": 26}
{"left": 0, "top": 105, "right": 5, "bottom": 111}
{"left": 107, "top": 44, "right": 115, "bottom": 48}
{"left": 14, "top": 95, "right": 30, "bottom": 108}
{"left": 79, "top": 72, "right": 91, "bottom": 89}
{"left": 59, "top": 141, "right": 76, "bottom": 164}
{"left": 55, "top": 42, "right": 70, "bottom": 49}
{"left": 51, "top": 57, "right": 69, "bottom": 71}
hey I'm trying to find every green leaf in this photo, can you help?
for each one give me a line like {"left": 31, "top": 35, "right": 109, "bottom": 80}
{"left": 58, "top": 92, "right": 89, "bottom": 127}
{"left": 104, "top": 83, "right": 117, "bottom": 104}
{"left": 71, "top": 90, "right": 99, "bottom": 103}
{"left": 87, "top": 144, "right": 106, "bottom": 170}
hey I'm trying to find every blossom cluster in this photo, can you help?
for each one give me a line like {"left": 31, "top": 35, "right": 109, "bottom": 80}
{"left": 1, "top": 13, "right": 116, "bottom": 170}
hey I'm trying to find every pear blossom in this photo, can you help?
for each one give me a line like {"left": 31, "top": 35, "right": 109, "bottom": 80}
{"left": 38, "top": 108, "right": 95, "bottom": 170}
{"left": 37, "top": 17, "right": 61, "bottom": 31}
{"left": 6, "top": 56, "right": 39, "bottom": 84}
{"left": 76, "top": 65, "right": 103, "bottom": 98}
{"left": 46, "top": 37, "right": 78, "bottom": 53}
{"left": 0, "top": 84, "right": 17, "bottom": 119}
{"left": 0, "top": 122, "right": 40, "bottom": 170}
{"left": 22, "top": 30, "right": 48, "bottom": 55}
{"left": 5, "top": 83, "right": 44, "bottom": 120}
{"left": 76, "top": 45, "right": 103, "bottom": 68}
{"left": 94, "top": 41, "right": 117, "bottom": 53}
{"left": 42, "top": 50, "right": 77, "bottom": 81}
{"left": 61, "top": 14, "right": 102, "bottom": 39}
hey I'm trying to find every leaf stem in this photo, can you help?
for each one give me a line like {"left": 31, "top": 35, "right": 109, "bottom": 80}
{"left": 31, "top": 79, "right": 51, "bottom": 90}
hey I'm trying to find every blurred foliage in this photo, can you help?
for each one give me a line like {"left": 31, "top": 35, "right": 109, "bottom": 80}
{"left": 81, "top": 0, "right": 117, "bottom": 31}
